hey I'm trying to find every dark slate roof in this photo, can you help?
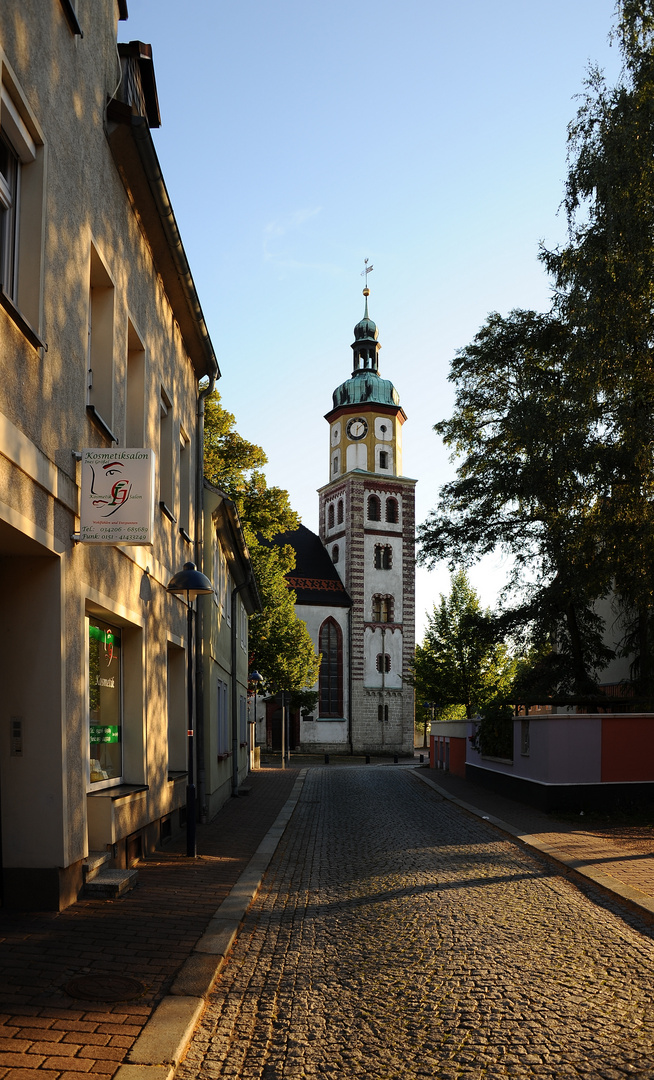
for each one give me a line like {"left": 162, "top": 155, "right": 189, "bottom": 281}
{"left": 273, "top": 524, "right": 352, "bottom": 608}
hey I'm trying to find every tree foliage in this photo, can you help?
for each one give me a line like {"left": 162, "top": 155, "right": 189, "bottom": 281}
{"left": 411, "top": 572, "right": 516, "bottom": 719}
{"left": 204, "top": 390, "right": 319, "bottom": 693}
{"left": 419, "top": 1, "right": 654, "bottom": 695}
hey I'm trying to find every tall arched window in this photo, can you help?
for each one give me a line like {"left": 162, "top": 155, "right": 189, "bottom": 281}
{"left": 337, "top": 499, "right": 344, "bottom": 524}
{"left": 372, "top": 595, "right": 394, "bottom": 623}
{"left": 367, "top": 494, "right": 381, "bottom": 521}
{"left": 319, "top": 618, "right": 343, "bottom": 717}
{"left": 328, "top": 503, "right": 335, "bottom": 529}
{"left": 331, "top": 544, "right": 339, "bottom": 564}
{"left": 386, "top": 497, "right": 399, "bottom": 523}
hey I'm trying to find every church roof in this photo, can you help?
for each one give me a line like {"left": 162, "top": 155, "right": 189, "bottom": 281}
{"left": 273, "top": 524, "right": 352, "bottom": 608}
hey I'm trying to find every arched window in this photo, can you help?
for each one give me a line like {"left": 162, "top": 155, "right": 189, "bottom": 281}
{"left": 328, "top": 503, "right": 335, "bottom": 529}
{"left": 319, "top": 618, "right": 343, "bottom": 717}
{"left": 376, "top": 653, "right": 391, "bottom": 673}
{"left": 367, "top": 494, "right": 381, "bottom": 521}
{"left": 331, "top": 544, "right": 339, "bottom": 564}
{"left": 337, "top": 499, "right": 344, "bottom": 524}
{"left": 372, "top": 595, "right": 394, "bottom": 623}
{"left": 386, "top": 497, "right": 399, "bottom": 523}
{"left": 374, "top": 545, "right": 392, "bottom": 570}
{"left": 378, "top": 703, "right": 389, "bottom": 723}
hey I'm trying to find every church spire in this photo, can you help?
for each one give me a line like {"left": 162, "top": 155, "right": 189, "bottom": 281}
{"left": 351, "top": 286, "right": 381, "bottom": 375}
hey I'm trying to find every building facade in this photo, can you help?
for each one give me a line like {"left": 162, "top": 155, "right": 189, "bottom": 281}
{"left": 0, "top": 1, "right": 221, "bottom": 909}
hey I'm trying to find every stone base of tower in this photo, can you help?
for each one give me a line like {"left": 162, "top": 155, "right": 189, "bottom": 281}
{"left": 350, "top": 686, "right": 415, "bottom": 755}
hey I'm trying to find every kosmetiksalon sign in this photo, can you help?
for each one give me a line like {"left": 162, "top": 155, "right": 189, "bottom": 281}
{"left": 80, "top": 449, "right": 155, "bottom": 545}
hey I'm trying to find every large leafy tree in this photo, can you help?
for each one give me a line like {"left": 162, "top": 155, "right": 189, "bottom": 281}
{"left": 412, "top": 571, "right": 515, "bottom": 719}
{"left": 204, "top": 390, "right": 319, "bottom": 693}
{"left": 420, "top": 1, "right": 654, "bottom": 694}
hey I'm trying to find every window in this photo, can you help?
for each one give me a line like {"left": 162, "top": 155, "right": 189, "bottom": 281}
{"left": 378, "top": 703, "right": 389, "bottom": 723}
{"left": 87, "top": 246, "right": 116, "bottom": 439}
{"left": 0, "top": 74, "right": 44, "bottom": 347}
{"left": 179, "top": 428, "right": 191, "bottom": 539}
{"left": 332, "top": 454, "right": 339, "bottom": 475}
{"left": 376, "top": 653, "right": 391, "bottom": 673}
{"left": 367, "top": 494, "right": 381, "bottom": 521}
{"left": 166, "top": 643, "right": 186, "bottom": 772}
{"left": 88, "top": 617, "right": 122, "bottom": 786}
{"left": 328, "top": 503, "right": 335, "bottom": 529}
{"left": 337, "top": 499, "right": 344, "bottom": 524}
{"left": 372, "top": 595, "right": 393, "bottom": 622}
{"left": 159, "top": 387, "right": 174, "bottom": 518}
{"left": 126, "top": 319, "right": 145, "bottom": 446}
{"left": 332, "top": 544, "right": 339, "bottom": 564}
{"left": 240, "top": 695, "right": 247, "bottom": 746}
{"left": 386, "top": 497, "right": 399, "bottom": 523}
{"left": 374, "top": 545, "right": 392, "bottom": 570}
{"left": 240, "top": 597, "right": 247, "bottom": 650}
{"left": 319, "top": 618, "right": 343, "bottom": 717}
{"left": 379, "top": 451, "right": 388, "bottom": 470}
{"left": 217, "top": 678, "right": 229, "bottom": 756}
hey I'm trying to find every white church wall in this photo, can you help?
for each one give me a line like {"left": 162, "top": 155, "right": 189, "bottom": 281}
{"left": 363, "top": 534, "right": 403, "bottom": 622}
{"left": 363, "top": 626, "right": 403, "bottom": 689}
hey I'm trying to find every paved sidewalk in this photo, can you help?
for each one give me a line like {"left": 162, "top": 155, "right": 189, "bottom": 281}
{"left": 0, "top": 766, "right": 300, "bottom": 1080}
{"left": 416, "top": 765, "right": 654, "bottom": 918}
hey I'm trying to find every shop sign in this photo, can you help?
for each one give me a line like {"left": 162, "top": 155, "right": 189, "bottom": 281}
{"left": 80, "top": 449, "right": 155, "bottom": 545}
{"left": 90, "top": 725, "right": 120, "bottom": 743}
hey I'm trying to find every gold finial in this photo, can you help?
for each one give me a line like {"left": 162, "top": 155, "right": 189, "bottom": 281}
{"left": 361, "top": 257, "right": 373, "bottom": 296}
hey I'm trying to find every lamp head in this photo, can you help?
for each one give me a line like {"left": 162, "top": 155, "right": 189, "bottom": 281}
{"left": 166, "top": 562, "right": 213, "bottom": 601}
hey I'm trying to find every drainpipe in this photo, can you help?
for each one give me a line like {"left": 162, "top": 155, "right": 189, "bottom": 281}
{"left": 231, "top": 578, "right": 252, "bottom": 797}
{"left": 347, "top": 606, "right": 353, "bottom": 755}
{"left": 195, "top": 374, "right": 216, "bottom": 823}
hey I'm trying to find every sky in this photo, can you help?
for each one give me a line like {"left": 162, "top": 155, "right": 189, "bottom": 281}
{"left": 124, "top": 0, "right": 623, "bottom": 640}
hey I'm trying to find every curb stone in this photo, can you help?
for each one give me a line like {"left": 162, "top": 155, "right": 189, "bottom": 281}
{"left": 412, "top": 768, "right": 654, "bottom": 921}
{"left": 122, "top": 769, "right": 308, "bottom": 1073}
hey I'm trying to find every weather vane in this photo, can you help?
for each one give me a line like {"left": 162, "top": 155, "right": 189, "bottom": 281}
{"left": 361, "top": 257, "right": 374, "bottom": 281}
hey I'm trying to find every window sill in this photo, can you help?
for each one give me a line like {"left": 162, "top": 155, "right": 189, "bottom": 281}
{"left": 87, "top": 783, "right": 149, "bottom": 801}
{"left": 167, "top": 770, "right": 187, "bottom": 783}
{"left": 216, "top": 752, "right": 232, "bottom": 761}
{"left": 0, "top": 288, "right": 46, "bottom": 352}
{"left": 179, "top": 527, "right": 192, "bottom": 544}
{"left": 86, "top": 405, "right": 118, "bottom": 443}
{"left": 160, "top": 501, "right": 177, "bottom": 524}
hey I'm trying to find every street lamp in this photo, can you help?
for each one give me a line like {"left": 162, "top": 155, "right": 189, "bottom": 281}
{"left": 167, "top": 561, "right": 213, "bottom": 857}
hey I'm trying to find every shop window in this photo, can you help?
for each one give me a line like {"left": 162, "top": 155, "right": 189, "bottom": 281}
{"left": 0, "top": 74, "right": 45, "bottom": 348}
{"left": 88, "top": 617, "right": 122, "bottom": 786}
{"left": 386, "top": 497, "right": 399, "bottom": 523}
{"left": 376, "top": 653, "right": 391, "bottom": 673}
{"left": 332, "top": 544, "right": 339, "bottom": 564}
{"left": 374, "top": 544, "right": 392, "bottom": 569}
{"left": 337, "top": 499, "right": 344, "bottom": 524}
{"left": 372, "top": 595, "right": 393, "bottom": 622}
{"left": 319, "top": 617, "right": 343, "bottom": 717}
{"left": 367, "top": 494, "right": 381, "bottom": 521}
{"left": 328, "top": 503, "right": 335, "bottom": 529}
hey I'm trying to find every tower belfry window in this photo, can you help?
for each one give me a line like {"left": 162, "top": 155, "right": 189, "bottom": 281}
{"left": 367, "top": 494, "right": 381, "bottom": 521}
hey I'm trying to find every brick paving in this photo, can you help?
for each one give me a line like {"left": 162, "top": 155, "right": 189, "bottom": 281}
{"left": 0, "top": 766, "right": 299, "bottom": 1080}
{"left": 179, "top": 766, "right": 654, "bottom": 1079}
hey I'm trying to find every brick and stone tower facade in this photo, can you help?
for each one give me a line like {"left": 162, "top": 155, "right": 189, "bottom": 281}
{"left": 318, "top": 287, "right": 416, "bottom": 754}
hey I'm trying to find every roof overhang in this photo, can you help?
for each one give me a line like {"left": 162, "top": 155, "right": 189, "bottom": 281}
{"left": 324, "top": 401, "right": 407, "bottom": 425}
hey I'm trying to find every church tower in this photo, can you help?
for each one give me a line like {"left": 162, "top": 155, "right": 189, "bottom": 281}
{"left": 318, "top": 285, "right": 416, "bottom": 754}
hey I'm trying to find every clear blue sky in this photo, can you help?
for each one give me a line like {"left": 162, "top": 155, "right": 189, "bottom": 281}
{"left": 125, "top": 0, "right": 621, "bottom": 638}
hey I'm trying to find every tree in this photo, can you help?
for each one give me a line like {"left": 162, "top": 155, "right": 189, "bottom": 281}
{"left": 419, "top": 1, "right": 654, "bottom": 695}
{"left": 412, "top": 572, "right": 515, "bottom": 719}
{"left": 417, "top": 310, "right": 611, "bottom": 692}
{"left": 203, "top": 389, "right": 319, "bottom": 693}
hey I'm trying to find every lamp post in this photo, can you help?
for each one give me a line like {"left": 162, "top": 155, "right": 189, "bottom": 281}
{"left": 167, "top": 561, "right": 213, "bottom": 857}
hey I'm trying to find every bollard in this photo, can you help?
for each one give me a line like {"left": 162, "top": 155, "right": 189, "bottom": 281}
{"left": 324, "top": 753, "right": 329, "bottom": 764}
{"left": 365, "top": 755, "right": 371, "bottom": 764}
{"left": 394, "top": 754, "right": 398, "bottom": 764}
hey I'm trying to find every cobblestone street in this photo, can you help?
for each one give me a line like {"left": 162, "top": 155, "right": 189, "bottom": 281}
{"left": 178, "top": 767, "right": 654, "bottom": 1079}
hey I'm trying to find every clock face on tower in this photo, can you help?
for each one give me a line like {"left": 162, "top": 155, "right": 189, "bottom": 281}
{"left": 346, "top": 417, "right": 368, "bottom": 441}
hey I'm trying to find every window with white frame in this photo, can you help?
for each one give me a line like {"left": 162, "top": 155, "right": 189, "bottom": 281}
{"left": 216, "top": 678, "right": 229, "bottom": 756}
{"left": 240, "top": 695, "right": 247, "bottom": 745}
{"left": 0, "top": 72, "right": 45, "bottom": 345}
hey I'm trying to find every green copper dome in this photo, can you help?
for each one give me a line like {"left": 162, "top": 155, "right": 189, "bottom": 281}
{"left": 331, "top": 289, "right": 400, "bottom": 409}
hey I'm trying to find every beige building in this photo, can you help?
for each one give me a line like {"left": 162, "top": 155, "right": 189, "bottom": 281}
{"left": 0, "top": 1, "right": 228, "bottom": 909}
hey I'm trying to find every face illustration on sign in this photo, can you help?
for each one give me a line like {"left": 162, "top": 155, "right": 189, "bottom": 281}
{"left": 89, "top": 460, "right": 133, "bottom": 517}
